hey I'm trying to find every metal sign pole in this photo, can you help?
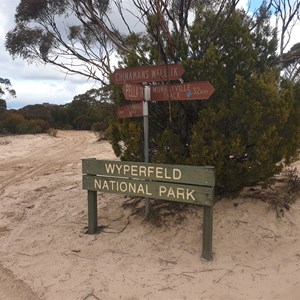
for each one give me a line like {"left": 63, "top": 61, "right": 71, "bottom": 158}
{"left": 144, "top": 86, "right": 150, "bottom": 215}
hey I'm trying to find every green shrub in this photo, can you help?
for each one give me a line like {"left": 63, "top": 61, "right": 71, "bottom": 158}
{"left": 110, "top": 9, "right": 300, "bottom": 194}
{"left": 4, "top": 113, "right": 25, "bottom": 133}
{"left": 1, "top": 113, "right": 50, "bottom": 134}
{"left": 47, "top": 128, "right": 58, "bottom": 137}
{"left": 73, "top": 114, "right": 92, "bottom": 130}
{"left": 33, "top": 119, "right": 50, "bottom": 132}
{"left": 16, "top": 119, "right": 42, "bottom": 134}
{"left": 92, "top": 121, "right": 106, "bottom": 132}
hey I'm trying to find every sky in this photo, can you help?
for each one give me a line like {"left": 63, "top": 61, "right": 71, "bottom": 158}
{"left": 0, "top": 0, "right": 100, "bottom": 109}
{"left": 0, "top": 0, "right": 299, "bottom": 110}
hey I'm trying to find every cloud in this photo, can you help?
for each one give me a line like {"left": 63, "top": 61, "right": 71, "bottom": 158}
{"left": 0, "top": 0, "right": 98, "bottom": 109}
{"left": 1, "top": 0, "right": 300, "bottom": 109}
{"left": 6, "top": 76, "right": 99, "bottom": 109}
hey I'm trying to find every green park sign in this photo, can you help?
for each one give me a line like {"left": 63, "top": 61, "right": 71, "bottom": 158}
{"left": 83, "top": 159, "right": 214, "bottom": 206}
{"left": 82, "top": 159, "right": 215, "bottom": 260}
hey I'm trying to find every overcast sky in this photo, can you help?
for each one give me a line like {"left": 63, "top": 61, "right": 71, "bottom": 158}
{"left": 0, "top": 0, "right": 299, "bottom": 109}
{"left": 0, "top": 0, "right": 100, "bottom": 109}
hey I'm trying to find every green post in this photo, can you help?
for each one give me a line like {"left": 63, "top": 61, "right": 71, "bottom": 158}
{"left": 202, "top": 205, "right": 213, "bottom": 260}
{"left": 88, "top": 190, "right": 97, "bottom": 234}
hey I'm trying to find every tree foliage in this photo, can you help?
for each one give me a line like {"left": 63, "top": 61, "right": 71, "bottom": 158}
{"left": 280, "top": 43, "right": 300, "bottom": 82}
{"left": 110, "top": 4, "right": 300, "bottom": 193}
{"left": 50, "top": 89, "right": 114, "bottom": 130}
{"left": 6, "top": 1, "right": 300, "bottom": 80}
{"left": 6, "top": 0, "right": 114, "bottom": 86}
{"left": 0, "top": 89, "right": 114, "bottom": 134}
{"left": 0, "top": 99, "right": 7, "bottom": 112}
{"left": 0, "top": 78, "right": 16, "bottom": 102}
{"left": 5, "top": 1, "right": 300, "bottom": 193}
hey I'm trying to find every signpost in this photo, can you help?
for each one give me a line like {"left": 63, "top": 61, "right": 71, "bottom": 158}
{"left": 116, "top": 102, "right": 143, "bottom": 118}
{"left": 115, "top": 65, "right": 215, "bottom": 217}
{"left": 112, "top": 64, "right": 185, "bottom": 84}
{"left": 105, "top": 64, "right": 216, "bottom": 259}
{"left": 151, "top": 81, "right": 215, "bottom": 101}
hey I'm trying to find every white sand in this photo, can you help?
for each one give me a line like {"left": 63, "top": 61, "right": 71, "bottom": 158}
{"left": 0, "top": 130, "right": 300, "bottom": 300}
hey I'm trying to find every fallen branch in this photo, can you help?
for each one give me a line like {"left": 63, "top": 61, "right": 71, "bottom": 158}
{"left": 102, "top": 215, "right": 130, "bottom": 234}
{"left": 82, "top": 289, "right": 100, "bottom": 300}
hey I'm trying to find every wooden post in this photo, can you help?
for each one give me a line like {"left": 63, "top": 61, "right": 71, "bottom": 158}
{"left": 87, "top": 190, "right": 97, "bottom": 234}
{"left": 202, "top": 205, "right": 213, "bottom": 260}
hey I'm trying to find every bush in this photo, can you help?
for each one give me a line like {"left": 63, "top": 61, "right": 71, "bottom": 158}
{"left": 16, "top": 119, "right": 42, "bottom": 134}
{"left": 3, "top": 113, "right": 25, "bottom": 133}
{"left": 91, "top": 121, "right": 106, "bottom": 132}
{"left": 110, "top": 9, "right": 300, "bottom": 194}
{"left": 73, "top": 114, "right": 92, "bottom": 130}
{"left": 34, "top": 119, "right": 50, "bottom": 132}
{"left": 47, "top": 128, "right": 58, "bottom": 137}
{"left": 0, "top": 113, "right": 50, "bottom": 134}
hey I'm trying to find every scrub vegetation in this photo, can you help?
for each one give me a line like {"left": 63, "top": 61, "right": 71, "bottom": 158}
{"left": 0, "top": 89, "right": 114, "bottom": 135}
{"left": 4, "top": 0, "right": 300, "bottom": 194}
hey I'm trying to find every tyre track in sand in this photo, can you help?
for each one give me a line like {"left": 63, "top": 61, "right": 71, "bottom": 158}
{"left": 0, "top": 131, "right": 89, "bottom": 193}
{"left": 0, "top": 264, "right": 40, "bottom": 300}
{"left": 0, "top": 131, "right": 102, "bottom": 300}
{"left": 0, "top": 131, "right": 94, "bottom": 245}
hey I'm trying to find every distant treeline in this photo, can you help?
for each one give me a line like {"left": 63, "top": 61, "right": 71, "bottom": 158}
{"left": 0, "top": 97, "right": 114, "bottom": 135}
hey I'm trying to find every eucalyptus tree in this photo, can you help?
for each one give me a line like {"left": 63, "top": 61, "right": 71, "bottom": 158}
{"left": 5, "top": 0, "right": 300, "bottom": 193}
{"left": 5, "top": 1, "right": 242, "bottom": 83}
{"left": 279, "top": 43, "right": 300, "bottom": 82}
{"left": 0, "top": 78, "right": 16, "bottom": 108}
{"left": 6, "top": 1, "right": 300, "bottom": 81}
{"left": 6, "top": 0, "right": 115, "bottom": 85}
{"left": 270, "top": 0, "right": 300, "bottom": 82}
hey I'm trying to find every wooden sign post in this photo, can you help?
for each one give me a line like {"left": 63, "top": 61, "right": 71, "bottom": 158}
{"left": 112, "top": 64, "right": 186, "bottom": 216}
{"left": 103, "top": 64, "right": 216, "bottom": 259}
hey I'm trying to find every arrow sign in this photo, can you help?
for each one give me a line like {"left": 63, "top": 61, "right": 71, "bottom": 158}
{"left": 151, "top": 81, "right": 215, "bottom": 101}
{"left": 122, "top": 82, "right": 144, "bottom": 101}
{"left": 116, "top": 102, "right": 143, "bottom": 118}
{"left": 112, "top": 64, "right": 184, "bottom": 84}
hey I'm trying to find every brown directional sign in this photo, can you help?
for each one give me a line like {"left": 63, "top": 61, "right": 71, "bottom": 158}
{"left": 112, "top": 64, "right": 184, "bottom": 84}
{"left": 122, "top": 82, "right": 144, "bottom": 101}
{"left": 151, "top": 81, "right": 215, "bottom": 101}
{"left": 116, "top": 102, "right": 143, "bottom": 118}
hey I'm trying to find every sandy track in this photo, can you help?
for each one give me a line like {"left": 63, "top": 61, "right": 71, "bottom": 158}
{"left": 0, "top": 265, "right": 40, "bottom": 300}
{"left": 1, "top": 131, "right": 300, "bottom": 300}
{"left": 0, "top": 131, "right": 114, "bottom": 299}
{"left": 1, "top": 131, "right": 92, "bottom": 190}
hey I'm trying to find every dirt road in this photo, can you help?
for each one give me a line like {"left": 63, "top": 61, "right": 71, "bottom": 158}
{"left": 0, "top": 131, "right": 114, "bottom": 299}
{"left": 1, "top": 131, "right": 300, "bottom": 300}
